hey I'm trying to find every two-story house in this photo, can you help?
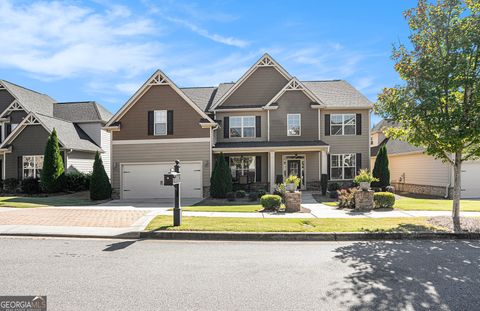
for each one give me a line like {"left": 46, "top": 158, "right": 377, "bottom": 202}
{"left": 0, "top": 80, "right": 112, "bottom": 181}
{"left": 105, "top": 54, "right": 372, "bottom": 199}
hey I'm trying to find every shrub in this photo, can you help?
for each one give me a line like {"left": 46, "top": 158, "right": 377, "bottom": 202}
{"left": 328, "top": 182, "right": 340, "bottom": 198}
{"left": 374, "top": 192, "right": 395, "bottom": 208}
{"left": 21, "top": 178, "right": 41, "bottom": 194}
{"left": 89, "top": 152, "right": 112, "bottom": 200}
{"left": 385, "top": 186, "right": 395, "bottom": 193}
{"left": 273, "top": 183, "right": 286, "bottom": 202}
{"left": 64, "top": 172, "right": 89, "bottom": 192}
{"left": 235, "top": 190, "right": 246, "bottom": 198}
{"left": 41, "top": 128, "right": 65, "bottom": 193}
{"left": 257, "top": 189, "right": 267, "bottom": 198}
{"left": 226, "top": 191, "right": 236, "bottom": 201}
{"left": 372, "top": 145, "right": 390, "bottom": 189}
{"left": 4, "top": 178, "right": 19, "bottom": 193}
{"left": 248, "top": 192, "right": 258, "bottom": 201}
{"left": 260, "top": 194, "right": 282, "bottom": 211}
{"left": 337, "top": 188, "right": 358, "bottom": 209}
{"left": 285, "top": 175, "right": 301, "bottom": 186}
{"left": 210, "top": 153, "right": 233, "bottom": 198}
{"left": 320, "top": 174, "right": 328, "bottom": 196}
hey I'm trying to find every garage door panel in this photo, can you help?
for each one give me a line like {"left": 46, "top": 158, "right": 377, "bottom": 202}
{"left": 462, "top": 162, "right": 480, "bottom": 199}
{"left": 122, "top": 163, "right": 202, "bottom": 199}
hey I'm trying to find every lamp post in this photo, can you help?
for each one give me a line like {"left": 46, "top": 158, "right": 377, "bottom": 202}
{"left": 173, "top": 160, "right": 181, "bottom": 226}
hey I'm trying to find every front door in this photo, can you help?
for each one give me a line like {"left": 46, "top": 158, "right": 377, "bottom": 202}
{"left": 285, "top": 158, "right": 305, "bottom": 190}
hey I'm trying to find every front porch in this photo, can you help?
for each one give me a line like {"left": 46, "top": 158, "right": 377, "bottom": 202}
{"left": 213, "top": 141, "right": 329, "bottom": 193}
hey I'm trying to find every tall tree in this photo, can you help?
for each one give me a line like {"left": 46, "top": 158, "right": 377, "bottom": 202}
{"left": 376, "top": 0, "right": 480, "bottom": 231}
{"left": 210, "top": 153, "right": 232, "bottom": 198}
{"left": 41, "top": 128, "right": 65, "bottom": 193}
{"left": 90, "top": 151, "right": 112, "bottom": 200}
{"left": 372, "top": 145, "right": 390, "bottom": 189}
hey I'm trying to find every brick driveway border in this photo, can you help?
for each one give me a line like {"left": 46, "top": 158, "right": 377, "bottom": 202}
{"left": 0, "top": 208, "right": 148, "bottom": 228}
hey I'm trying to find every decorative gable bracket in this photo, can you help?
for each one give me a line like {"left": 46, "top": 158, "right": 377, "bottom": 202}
{"left": 148, "top": 73, "right": 169, "bottom": 86}
{"left": 258, "top": 55, "right": 275, "bottom": 67}
{"left": 24, "top": 114, "right": 40, "bottom": 125}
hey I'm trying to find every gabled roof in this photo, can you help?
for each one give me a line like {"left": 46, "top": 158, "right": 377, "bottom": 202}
{"left": 0, "top": 80, "right": 55, "bottom": 116}
{"left": 106, "top": 70, "right": 215, "bottom": 127}
{"left": 209, "top": 53, "right": 292, "bottom": 110}
{"left": 53, "top": 101, "right": 112, "bottom": 123}
{"left": 264, "top": 77, "right": 325, "bottom": 108}
{"left": 302, "top": 80, "right": 372, "bottom": 108}
{"left": 180, "top": 87, "right": 217, "bottom": 112}
{"left": 371, "top": 137, "right": 425, "bottom": 157}
{"left": 0, "top": 112, "right": 102, "bottom": 153}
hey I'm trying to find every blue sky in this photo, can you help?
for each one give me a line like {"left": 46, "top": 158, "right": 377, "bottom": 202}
{"left": 0, "top": 0, "right": 417, "bottom": 125}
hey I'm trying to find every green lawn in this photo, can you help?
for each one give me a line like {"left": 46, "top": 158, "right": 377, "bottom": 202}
{"left": 146, "top": 216, "right": 444, "bottom": 232}
{"left": 177, "top": 205, "right": 263, "bottom": 213}
{"left": 0, "top": 195, "right": 100, "bottom": 208}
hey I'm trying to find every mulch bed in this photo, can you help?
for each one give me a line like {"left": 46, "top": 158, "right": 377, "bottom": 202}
{"left": 428, "top": 216, "right": 480, "bottom": 232}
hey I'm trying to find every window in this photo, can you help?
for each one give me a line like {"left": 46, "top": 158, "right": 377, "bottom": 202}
{"left": 11, "top": 124, "right": 18, "bottom": 131}
{"left": 331, "top": 114, "right": 356, "bottom": 135}
{"left": 229, "top": 156, "right": 256, "bottom": 180}
{"left": 154, "top": 110, "right": 167, "bottom": 135}
{"left": 23, "top": 155, "right": 44, "bottom": 179}
{"left": 331, "top": 154, "right": 356, "bottom": 180}
{"left": 229, "top": 116, "right": 255, "bottom": 138}
{"left": 287, "top": 114, "right": 301, "bottom": 136}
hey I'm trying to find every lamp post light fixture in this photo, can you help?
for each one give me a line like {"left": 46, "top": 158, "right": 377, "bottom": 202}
{"left": 164, "top": 160, "right": 182, "bottom": 226}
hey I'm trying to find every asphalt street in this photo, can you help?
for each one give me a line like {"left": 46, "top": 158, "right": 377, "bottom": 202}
{"left": 1, "top": 237, "right": 479, "bottom": 310}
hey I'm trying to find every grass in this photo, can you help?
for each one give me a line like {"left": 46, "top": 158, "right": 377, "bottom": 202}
{"left": 0, "top": 192, "right": 100, "bottom": 208}
{"left": 177, "top": 205, "right": 263, "bottom": 213}
{"left": 146, "top": 216, "right": 445, "bottom": 232}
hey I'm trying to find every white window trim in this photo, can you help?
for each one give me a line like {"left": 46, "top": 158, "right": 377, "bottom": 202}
{"left": 154, "top": 110, "right": 167, "bottom": 136}
{"left": 229, "top": 116, "right": 256, "bottom": 138}
{"left": 229, "top": 156, "right": 256, "bottom": 180}
{"left": 287, "top": 114, "right": 301, "bottom": 136}
{"left": 22, "top": 155, "right": 44, "bottom": 179}
{"left": 330, "top": 114, "right": 356, "bottom": 136}
{"left": 330, "top": 153, "right": 356, "bottom": 181}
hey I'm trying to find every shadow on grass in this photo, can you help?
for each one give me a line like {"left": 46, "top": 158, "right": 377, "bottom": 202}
{"left": 363, "top": 223, "right": 445, "bottom": 233}
{"left": 323, "top": 240, "right": 480, "bottom": 310}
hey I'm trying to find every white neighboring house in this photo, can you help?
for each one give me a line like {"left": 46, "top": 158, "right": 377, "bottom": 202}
{"left": 371, "top": 120, "right": 480, "bottom": 199}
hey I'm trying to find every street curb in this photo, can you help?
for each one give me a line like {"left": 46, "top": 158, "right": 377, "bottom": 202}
{"left": 139, "top": 231, "right": 480, "bottom": 241}
{"left": 0, "top": 232, "right": 141, "bottom": 240}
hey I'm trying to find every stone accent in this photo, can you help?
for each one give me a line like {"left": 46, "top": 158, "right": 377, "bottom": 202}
{"left": 285, "top": 191, "right": 302, "bottom": 213}
{"left": 391, "top": 182, "right": 451, "bottom": 198}
{"left": 354, "top": 190, "right": 374, "bottom": 210}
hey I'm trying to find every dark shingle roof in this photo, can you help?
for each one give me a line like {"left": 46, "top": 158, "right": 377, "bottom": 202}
{"left": 214, "top": 140, "right": 329, "bottom": 149}
{"left": 53, "top": 101, "right": 112, "bottom": 123}
{"left": 371, "top": 138, "right": 425, "bottom": 156}
{"left": 0, "top": 80, "right": 55, "bottom": 115}
{"left": 302, "top": 80, "right": 372, "bottom": 108}
{"left": 180, "top": 87, "right": 217, "bottom": 112}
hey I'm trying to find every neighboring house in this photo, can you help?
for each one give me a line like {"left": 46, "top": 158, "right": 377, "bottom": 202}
{"left": 371, "top": 119, "right": 480, "bottom": 198}
{"left": 0, "top": 80, "right": 112, "bottom": 181}
{"left": 105, "top": 53, "right": 372, "bottom": 199}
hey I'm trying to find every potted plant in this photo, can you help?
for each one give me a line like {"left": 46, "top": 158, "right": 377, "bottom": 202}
{"left": 354, "top": 169, "right": 379, "bottom": 191}
{"left": 285, "top": 175, "right": 301, "bottom": 192}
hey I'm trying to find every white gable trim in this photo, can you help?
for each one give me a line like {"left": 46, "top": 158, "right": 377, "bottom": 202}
{"left": 264, "top": 77, "right": 325, "bottom": 108}
{"left": 0, "top": 100, "right": 26, "bottom": 118}
{"left": 106, "top": 70, "right": 215, "bottom": 126}
{"left": 210, "top": 53, "right": 293, "bottom": 110}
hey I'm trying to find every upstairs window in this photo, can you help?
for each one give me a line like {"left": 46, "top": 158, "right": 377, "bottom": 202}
{"left": 331, "top": 114, "right": 356, "bottom": 135}
{"left": 230, "top": 116, "right": 255, "bottom": 138}
{"left": 23, "top": 155, "right": 44, "bottom": 179}
{"left": 331, "top": 153, "right": 356, "bottom": 180}
{"left": 287, "top": 114, "right": 301, "bottom": 136}
{"left": 154, "top": 110, "right": 167, "bottom": 135}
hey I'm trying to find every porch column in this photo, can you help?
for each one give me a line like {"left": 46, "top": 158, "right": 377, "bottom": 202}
{"left": 269, "top": 151, "right": 275, "bottom": 193}
{"left": 321, "top": 150, "right": 328, "bottom": 175}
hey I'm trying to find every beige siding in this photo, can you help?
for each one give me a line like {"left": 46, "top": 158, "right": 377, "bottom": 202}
{"left": 269, "top": 91, "right": 318, "bottom": 141}
{"left": 215, "top": 111, "right": 267, "bottom": 143}
{"left": 274, "top": 151, "right": 320, "bottom": 183}
{"left": 320, "top": 109, "right": 370, "bottom": 171}
{"left": 0, "top": 90, "right": 15, "bottom": 114}
{"left": 113, "top": 85, "right": 209, "bottom": 140}
{"left": 101, "top": 129, "right": 111, "bottom": 179}
{"left": 387, "top": 153, "right": 450, "bottom": 187}
{"left": 9, "top": 111, "right": 27, "bottom": 124}
{"left": 112, "top": 141, "right": 210, "bottom": 191}
{"left": 66, "top": 151, "right": 95, "bottom": 174}
{"left": 222, "top": 67, "right": 288, "bottom": 107}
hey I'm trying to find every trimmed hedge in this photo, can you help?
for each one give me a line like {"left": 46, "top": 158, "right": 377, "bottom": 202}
{"left": 64, "top": 172, "right": 90, "bottom": 192}
{"left": 260, "top": 194, "right": 282, "bottom": 211}
{"left": 21, "top": 178, "right": 41, "bottom": 194}
{"left": 248, "top": 192, "right": 258, "bottom": 201}
{"left": 374, "top": 192, "right": 395, "bottom": 208}
{"left": 235, "top": 190, "right": 246, "bottom": 198}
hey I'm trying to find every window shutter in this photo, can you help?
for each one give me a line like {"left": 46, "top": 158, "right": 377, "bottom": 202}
{"left": 356, "top": 153, "right": 362, "bottom": 174}
{"left": 255, "top": 156, "right": 261, "bottom": 182}
{"left": 17, "top": 156, "right": 22, "bottom": 180}
{"left": 223, "top": 117, "right": 229, "bottom": 139}
{"left": 147, "top": 111, "right": 154, "bottom": 136}
{"left": 167, "top": 110, "right": 174, "bottom": 135}
{"left": 255, "top": 116, "right": 261, "bottom": 137}
{"left": 356, "top": 114, "right": 362, "bottom": 135}
{"left": 327, "top": 154, "right": 331, "bottom": 180}
{"left": 325, "top": 114, "right": 330, "bottom": 136}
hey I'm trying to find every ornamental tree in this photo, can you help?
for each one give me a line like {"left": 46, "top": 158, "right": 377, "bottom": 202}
{"left": 210, "top": 153, "right": 232, "bottom": 198}
{"left": 89, "top": 151, "right": 112, "bottom": 200}
{"left": 375, "top": 0, "right": 480, "bottom": 231}
{"left": 372, "top": 145, "right": 390, "bottom": 190}
{"left": 41, "top": 128, "right": 65, "bottom": 193}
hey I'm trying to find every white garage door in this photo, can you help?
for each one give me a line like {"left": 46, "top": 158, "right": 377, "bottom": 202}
{"left": 122, "top": 162, "right": 203, "bottom": 199}
{"left": 462, "top": 162, "right": 480, "bottom": 199}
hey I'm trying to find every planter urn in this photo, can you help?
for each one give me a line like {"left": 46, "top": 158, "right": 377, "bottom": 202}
{"left": 286, "top": 183, "right": 297, "bottom": 193}
{"left": 359, "top": 182, "right": 370, "bottom": 191}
